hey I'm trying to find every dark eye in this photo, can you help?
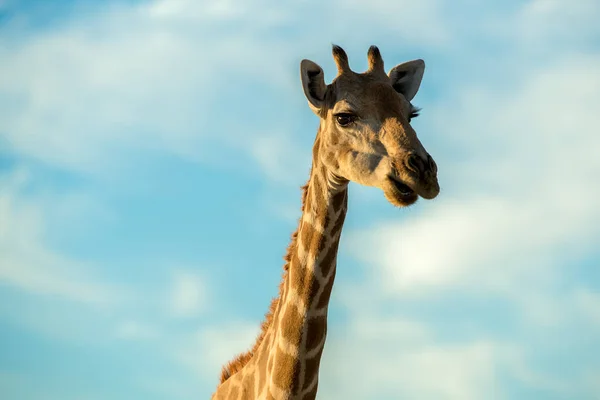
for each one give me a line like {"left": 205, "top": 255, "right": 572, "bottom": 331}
{"left": 335, "top": 113, "right": 356, "bottom": 127}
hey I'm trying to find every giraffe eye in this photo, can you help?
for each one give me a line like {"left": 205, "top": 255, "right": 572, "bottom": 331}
{"left": 335, "top": 113, "right": 356, "bottom": 127}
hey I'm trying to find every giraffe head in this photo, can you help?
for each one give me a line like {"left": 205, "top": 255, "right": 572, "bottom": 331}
{"left": 300, "top": 45, "right": 439, "bottom": 207}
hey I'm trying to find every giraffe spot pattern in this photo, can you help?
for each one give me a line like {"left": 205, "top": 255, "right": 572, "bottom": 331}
{"left": 270, "top": 349, "right": 297, "bottom": 388}
{"left": 213, "top": 146, "right": 349, "bottom": 399}
{"left": 280, "top": 297, "right": 304, "bottom": 345}
{"left": 304, "top": 315, "right": 327, "bottom": 353}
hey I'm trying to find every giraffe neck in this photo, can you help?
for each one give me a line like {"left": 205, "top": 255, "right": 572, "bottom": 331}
{"left": 211, "top": 142, "right": 349, "bottom": 400}
{"left": 264, "top": 146, "right": 349, "bottom": 399}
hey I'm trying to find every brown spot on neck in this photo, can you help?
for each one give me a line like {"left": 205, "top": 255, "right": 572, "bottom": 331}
{"left": 216, "top": 142, "right": 348, "bottom": 393}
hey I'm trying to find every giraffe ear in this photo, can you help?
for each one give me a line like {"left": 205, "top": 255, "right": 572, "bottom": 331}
{"left": 388, "top": 59, "right": 425, "bottom": 102}
{"left": 300, "top": 59, "right": 327, "bottom": 115}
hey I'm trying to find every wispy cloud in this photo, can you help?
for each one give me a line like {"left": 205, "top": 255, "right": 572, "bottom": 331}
{"left": 348, "top": 54, "right": 600, "bottom": 297}
{"left": 329, "top": 0, "right": 450, "bottom": 47}
{"left": 513, "top": 0, "right": 600, "bottom": 46}
{"left": 333, "top": 2, "right": 600, "bottom": 398}
{"left": 0, "top": 0, "right": 455, "bottom": 182}
{"left": 168, "top": 269, "right": 207, "bottom": 318}
{"left": 0, "top": 0, "right": 293, "bottom": 178}
{"left": 247, "top": 132, "right": 310, "bottom": 184}
{"left": 0, "top": 0, "right": 598, "bottom": 399}
{"left": 174, "top": 321, "right": 259, "bottom": 381}
{"left": 320, "top": 305, "right": 565, "bottom": 399}
{"left": 0, "top": 168, "right": 121, "bottom": 305}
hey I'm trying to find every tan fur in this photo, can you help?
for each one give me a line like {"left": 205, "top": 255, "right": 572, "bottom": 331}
{"left": 219, "top": 184, "right": 309, "bottom": 383}
{"left": 211, "top": 45, "right": 440, "bottom": 400}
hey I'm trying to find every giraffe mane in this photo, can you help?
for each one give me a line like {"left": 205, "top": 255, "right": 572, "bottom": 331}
{"left": 218, "top": 182, "right": 310, "bottom": 383}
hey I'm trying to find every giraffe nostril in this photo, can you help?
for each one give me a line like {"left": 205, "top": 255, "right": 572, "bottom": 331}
{"left": 427, "top": 155, "right": 437, "bottom": 174}
{"left": 407, "top": 153, "right": 422, "bottom": 173}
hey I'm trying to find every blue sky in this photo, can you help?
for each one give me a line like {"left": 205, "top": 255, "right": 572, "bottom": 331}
{"left": 1, "top": 0, "right": 599, "bottom": 399}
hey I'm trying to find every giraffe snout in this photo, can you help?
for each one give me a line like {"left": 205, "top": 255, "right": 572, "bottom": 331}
{"left": 400, "top": 151, "right": 439, "bottom": 200}
{"left": 405, "top": 152, "right": 436, "bottom": 177}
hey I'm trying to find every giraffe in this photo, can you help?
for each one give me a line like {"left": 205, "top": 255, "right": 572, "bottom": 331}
{"left": 211, "top": 45, "right": 440, "bottom": 400}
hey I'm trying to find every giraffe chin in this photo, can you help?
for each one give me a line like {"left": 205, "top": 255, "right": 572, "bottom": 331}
{"left": 384, "top": 176, "right": 419, "bottom": 207}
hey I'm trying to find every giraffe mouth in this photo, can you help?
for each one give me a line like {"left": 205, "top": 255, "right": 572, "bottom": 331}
{"left": 384, "top": 176, "right": 418, "bottom": 207}
{"left": 385, "top": 175, "right": 419, "bottom": 207}
{"left": 389, "top": 176, "right": 414, "bottom": 196}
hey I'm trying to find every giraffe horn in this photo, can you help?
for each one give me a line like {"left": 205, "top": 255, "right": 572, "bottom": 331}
{"left": 332, "top": 44, "right": 350, "bottom": 74}
{"left": 367, "top": 45, "right": 384, "bottom": 73}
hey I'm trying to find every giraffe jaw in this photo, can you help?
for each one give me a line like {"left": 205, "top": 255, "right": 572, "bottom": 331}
{"left": 384, "top": 175, "right": 419, "bottom": 207}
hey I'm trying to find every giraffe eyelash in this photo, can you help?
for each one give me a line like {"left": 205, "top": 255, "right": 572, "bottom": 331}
{"left": 409, "top": 107, "right": 421, "bottom": 120}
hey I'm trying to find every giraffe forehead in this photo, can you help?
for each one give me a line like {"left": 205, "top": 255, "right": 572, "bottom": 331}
{"left": 332, "top": 79, "right": 406, "bottom": 117}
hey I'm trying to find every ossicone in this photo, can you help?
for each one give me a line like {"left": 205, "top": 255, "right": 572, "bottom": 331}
{"left": 332, "top": 44, "right": 350, "bottom": 74}
{"left": 367, "top": 45, "right": 384, "bottom": 73}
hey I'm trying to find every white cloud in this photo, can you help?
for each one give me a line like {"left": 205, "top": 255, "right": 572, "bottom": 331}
{"left": 0, "top": 1, "right": 598, "bottom": 399}
{"left": 168, "top": 270, "right": 207, "bottom": 318}
{"left": 0, "top": 0, "right": 293, "bottom": 178}
{"left": 0, "top": 168, "right": 121, "bottom": 305}
{"left": 247, "top": 131, "right": 310, "bottom": 184}
{"left": 319, "top": 309, "right": 563, "bottom": 400}
{"left": 147, "top": 0, "right": 289, "bottom": 25}
{"left": 175, "top": 321, "right": 259, "bottom": 381}
{"left": 330, "top": 0, "right": 450, "bottom": 47}
{"left": 334, "top": 55, "right": 600, "bottom": 397}
{"left": 317, "top": 281, "right": 582, "bottom": 399}
{"left": 327, "top": 5, "right": 600, "bottom": 398}
{"left": 514, "top": 0, "right": 600, "bottom": 46}
{"left": 0, "top": 0, "right": 454, "bottom": 182}
{"left": 348, "top": 54, "right": 600, "bottom": 298}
